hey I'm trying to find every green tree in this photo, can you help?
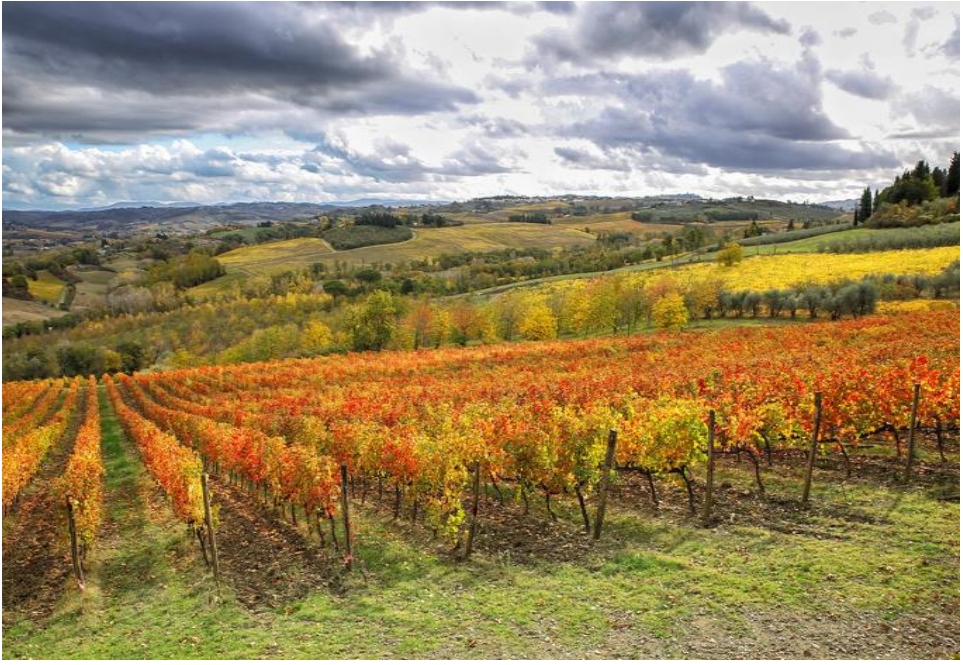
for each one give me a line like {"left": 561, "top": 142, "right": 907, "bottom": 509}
{"left": 342, "top": 290, "right": 397, "bottom": 351}
{"left": 323, "top": 279, "right": 349, "bottom": 298}
{"left": 858, "top": 187, "right": 873, "bottom": 223}
{"left": 115, "top": 340, "right": 145, "bottom": 373}
{"left": 946, "top": 152, "right": 960, "bottom": 197}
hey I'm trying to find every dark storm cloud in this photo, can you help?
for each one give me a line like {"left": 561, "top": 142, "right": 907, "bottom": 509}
{"left": 570, "top": 105, "right": 895, "bottom": 172}
{"left": 533, "top": 2, "right": 791, "bottom": 63}
{"left": 2, "top": 2, "right": 478, "bottom": 140}
{"left": 826, "top": 68, "right": 896, "bottom": 100}
{"left": 3, "top": 3, "right": 387, "bottom": 94}
{"left": 548, "top": 54, "right": 845, "bottom": 143}
{"left": 547, "top": 55, "right": 898, "bottom": 172}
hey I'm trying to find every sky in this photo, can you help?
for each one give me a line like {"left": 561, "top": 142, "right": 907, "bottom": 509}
{"left": 2, "top": 1, "right": 960, "bottom": 210}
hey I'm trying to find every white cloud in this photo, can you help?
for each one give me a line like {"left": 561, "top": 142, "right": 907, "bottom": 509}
{"left": 2, "top": 2, "right": 960, "bottom": 208}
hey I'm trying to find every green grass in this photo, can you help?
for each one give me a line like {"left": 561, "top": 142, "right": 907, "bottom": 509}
{"left": 735, "top": 221, "right": 961, "bottom": 255}
{"left": 4, "top": 405, "right": 958, "bottom": 659}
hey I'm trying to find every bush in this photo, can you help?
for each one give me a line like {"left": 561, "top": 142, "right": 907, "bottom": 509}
{"left": 868, "top": 198, "right": 959, "bottom": 229}
{"left": 717, "top": 242, "right": 744, "bottom": 267}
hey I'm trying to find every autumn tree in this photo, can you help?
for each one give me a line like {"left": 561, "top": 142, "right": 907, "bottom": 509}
{"left": 652, "top": 293, "right": 689, "bottom": 332}
{"left": 717, "top": 242, "right": 744, "bottom": 267}
{"left": 583, "top": 277, "right": 621, "bottom": 334}
{"left": 403, "top": 299, "right": 435, "bottom": 349}
{"left": 300, "top": 317, "right": 333, "bottom": 355}
{"left": 428, "top": 307, "right": 454, "bottom": 348}
{"left": 517, "top": 294, "right": 558, "bottom": 341}
{"left": 685, "top": 278, "right": 723, "bottom": 319}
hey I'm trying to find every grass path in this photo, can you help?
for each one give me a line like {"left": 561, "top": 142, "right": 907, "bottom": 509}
{"left": 2, "top": 387, "right": 264, "bottom": 659}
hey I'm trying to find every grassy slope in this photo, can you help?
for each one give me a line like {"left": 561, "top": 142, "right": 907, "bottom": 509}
{"left": 3, "top": 391, "right": 958, "bottom": 658}
{"left": 192, "top": 224, "right": 595, "bottom": 297}
{"left": 1, "top": 297, "right": 66, "bottom": 326}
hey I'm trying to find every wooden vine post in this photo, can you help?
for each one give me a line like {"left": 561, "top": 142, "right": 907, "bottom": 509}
{"left": 701, "top": 410, "right": 716, "bottom": 527}
{"left": 66, "top": 497, "right": 85, "bottom": 589}
{"left": 200, "top": 473, "right": 220, "bottom": 585}
{"left": 592, "top": 429, "right": 618, "bottom": 541}
{"left": 340, "top": 463, "right": 353, "bottom": 570}
{"left": 802, "top": 392, "right": 823, "bottom": 503}
{"left": 903, "top": 383, "right": 921, "bottom": 483}
{"left": 463, "top": 461, "right": 482, "bottom": 559}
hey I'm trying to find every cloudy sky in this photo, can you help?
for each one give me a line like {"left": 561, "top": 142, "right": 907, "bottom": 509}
{"left": 2, "top": 1, "right": 959, "bottom": 209}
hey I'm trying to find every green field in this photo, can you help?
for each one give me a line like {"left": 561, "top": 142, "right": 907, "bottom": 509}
{"left": 746, "top": 222, "right": 962, "bottom": 255}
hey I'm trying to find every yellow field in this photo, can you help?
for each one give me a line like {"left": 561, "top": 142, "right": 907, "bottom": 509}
{"left": 690, "top": 246, "right": 960, "bottom": 291}
{"left": 192, "top": 224, "right": 595, "bottom": 296}
{"left": 214, "top": 238, "right": 336, "bottom": 277}
{"left": 527, "top": 246, "right": 960, "bottom": 299}
{"left": 26, "top": 270, "right": 65, "bottom": 304}
{"left": 877, "top": 299, "right": 959, "bottom": 314}
{"left": 554, "top": 211, "right": 681, "bottom": 235}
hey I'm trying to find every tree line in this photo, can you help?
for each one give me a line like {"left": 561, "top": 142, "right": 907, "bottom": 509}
{"left": 5, "top": 258, "right": 957, "bottom": 381}
{"left": 855, "top": 153, "right": 960, "bottom": 226}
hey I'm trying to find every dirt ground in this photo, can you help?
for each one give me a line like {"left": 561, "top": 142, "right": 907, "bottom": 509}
{"left": 1, "top": 405, "right": 82, "bottom": 622}
{"left": 208, "top": 476, "right": 345, "bottom": 609}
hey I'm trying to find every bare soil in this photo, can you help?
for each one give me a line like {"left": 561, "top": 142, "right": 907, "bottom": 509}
{"left": 206, "top": 476, "right": 344, "bottom": 610}
{"left": 1, "top": 398, "right": 83, "bottom": 622}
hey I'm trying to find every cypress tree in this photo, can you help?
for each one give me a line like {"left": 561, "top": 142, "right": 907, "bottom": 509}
{"left": 946, "top": 152, "right": 960, "bottom": 197}
{"left": 858, "top": 187, "right": 873, "bottom": 222}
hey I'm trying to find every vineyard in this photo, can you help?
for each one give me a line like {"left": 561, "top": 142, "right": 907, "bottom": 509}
{"left": 2, "top": 307, "right": 960, "bottom": 658}
{"left": 92, "top": 307, "right": 957, "bottom": 546}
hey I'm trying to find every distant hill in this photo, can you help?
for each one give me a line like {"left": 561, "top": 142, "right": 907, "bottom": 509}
{"left": 2, "top": 199, "right": 455, "bottom": 235}
{"left": 2, "top": 195, "right": 843, "bottom": 239}
{"left": 2, "top": 202, "right": 339, "bottom": 236}
{"left": 818, "top": 198, "right": 859, "bottom": 211}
